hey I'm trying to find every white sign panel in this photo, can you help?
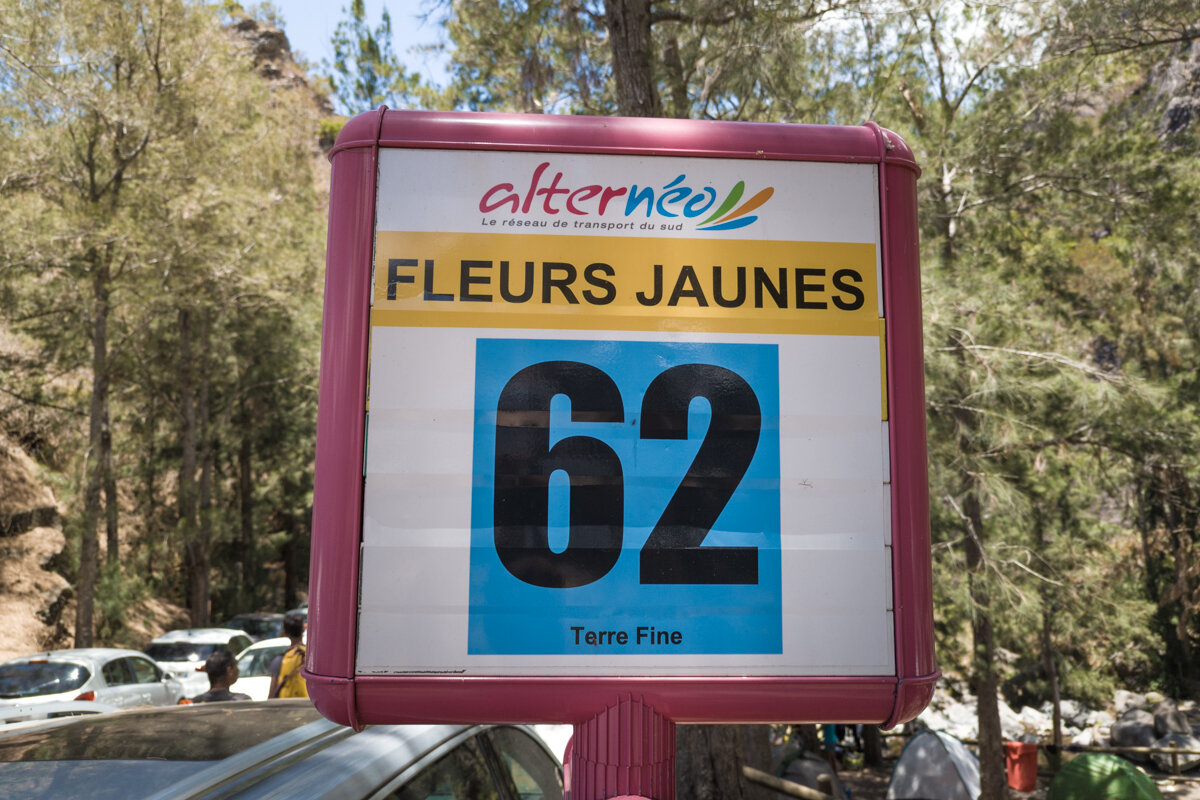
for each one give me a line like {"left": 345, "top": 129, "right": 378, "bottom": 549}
{"left": 357, "top": 149, "right": 892, "bottom": 676}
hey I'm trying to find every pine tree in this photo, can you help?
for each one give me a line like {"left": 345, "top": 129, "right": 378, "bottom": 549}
{"left": 0, "top": 0, "right": 325, "bottom": 635}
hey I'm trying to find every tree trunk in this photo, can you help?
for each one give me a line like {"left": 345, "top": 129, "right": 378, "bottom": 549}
{"left": 283, "top": 523, "right": 298, "bottom": 610}
{"left": 973, "top": 609, "right": 1006, "bottom": 800}
{"left": 196, "top": 310, "right": 213, "bottom": 625}
{"left": 965, "top": 491, "right": 1006, "bottom": 800}
{"left": 103, "top": 403, "right": 118, "bottom": 565}
{"left": 661, "top": 35, "right": 690, "bottom": 118}
{"left": 741, "top": 725, "right": 772, "bottom": 793}
{"left": 604, "top": 0, "right": 661, "bottom": 117}
{"left": 75, "top": 248, "right": 110, "bottom": 647}
{"left": 137, "top": 414, "right": 157, "bottom": 572}
{"left": 238, "top": 401, "right": 254, "bottom": 598}
{"left": 793, "top": 724, "right": 820, "bottom": 756}
{"left": 676, "top": 725, "right": 772, "bottom": 800}
{"left": 863, "top": 725, "right": 884, "bottom": 768}
{"left": 178, "top": 306, "right": 205, "bottom": 626}
{"left": 1041, "top": 594, "right": 1062, "bottom": 766}
{"left": 282, "top": 472, "right": 300, "bottom": 609}
{"left": 1036, "top": 511, "right": 1063, "bottom": 767}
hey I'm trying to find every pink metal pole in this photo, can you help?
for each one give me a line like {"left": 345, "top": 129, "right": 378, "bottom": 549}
{"left": 567, "top": 695, "right": 676, "bottom": 800}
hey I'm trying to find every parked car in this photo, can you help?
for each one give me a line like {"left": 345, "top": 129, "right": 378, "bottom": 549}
{"left": 233, "top": 637, "right": 292, "bottom": 700}
{"left": 0, "top": 701, "right": 120, "bottom": 729}
{"left": 0, "top": 649, "right": 186, "bottom": 724}
{"left": 144, "top": 628, "right": 253, "bottom": 697}
{"left": 0, "top": 699, "right": 563, "bottom": 800}
{"left": 223, "top": 612, "right": 285, "bottom": 642}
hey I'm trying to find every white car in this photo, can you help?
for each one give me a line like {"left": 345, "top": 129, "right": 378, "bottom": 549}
{"left": 233, "top": 637, "right": 293, "bottom": 701}
{"left": 0, "top": 648, "right": 185, "bottom": 723}
{"left": 145, "top": 628, "right": 253, "bottom": 698}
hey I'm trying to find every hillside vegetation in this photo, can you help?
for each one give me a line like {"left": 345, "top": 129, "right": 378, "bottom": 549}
{"left": 0, "top": 3, "right": 333, "bottom": 654}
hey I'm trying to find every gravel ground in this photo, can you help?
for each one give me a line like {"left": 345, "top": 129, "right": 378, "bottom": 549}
{"left": 831, "top": 760, "right": 1200, "bottom": 799}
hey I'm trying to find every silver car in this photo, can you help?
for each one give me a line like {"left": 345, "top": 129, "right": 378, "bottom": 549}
{"left": 0, "top": 700, "right": 563, "bottom": 800}
{"left": 0, "top": 649, "right": 185, "bottom": 723}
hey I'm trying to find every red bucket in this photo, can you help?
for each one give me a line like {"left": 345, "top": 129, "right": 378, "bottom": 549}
{"left": 1004, "top": 741, "right": 1038, "bottom": 791}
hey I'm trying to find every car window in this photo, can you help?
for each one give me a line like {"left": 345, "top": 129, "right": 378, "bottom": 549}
{"left": 0, "top": 662, "right": 89, "bottom": 698}
{"left": 487, "top": 728, "right": 563, "bottom": 800}
{"left": 231, "top": 635, "right": 252, "bottom": 653}
{"left": 238, "top": 646, "right": 286, "bottom": 678}
{"left": 386, "top": 737, "right": 501, "bottom": 800}
{"left": 145, "top": 643, "right": 216, "bottom": 662}
{"left": 127, "top": 656, "right": 161, "bottom": 684}
{"left": 102, "top": 659, "right": 133, "bottom": 686}
{"left": 228, "top": 616, "right": 283, "bottom": 639}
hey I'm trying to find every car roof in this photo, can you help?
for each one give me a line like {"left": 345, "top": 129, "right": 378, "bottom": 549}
{"left": 239, "top": 637, "right": 290, "bottom": 651}
{"left": 227, "top": 612, "right": 284, "bottom": 621}
{"left": 149, "top": 628, "right": 249, "bottom": 644}
{"left": 0, "top": 700, "right": 493, "bottom": 800}
{"left": 0, "top": 700, "right": 327, "bottom": 761}
{"left": 2, "top": 648, "right": 152, "bottom": 666}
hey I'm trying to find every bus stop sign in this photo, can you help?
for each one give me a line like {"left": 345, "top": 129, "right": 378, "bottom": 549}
{"left": 306, "top": 110, "right": 936, "bottom": 728}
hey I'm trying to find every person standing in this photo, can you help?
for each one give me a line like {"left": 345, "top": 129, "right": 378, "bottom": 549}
{"left": 191, "top": 648, "right": 251, "bottom": 703}
{"left": 269, "top": 611, "right": 309, "bottom": 699}
{"left": 821, "top": 723, "right": 841, "bottom": 773}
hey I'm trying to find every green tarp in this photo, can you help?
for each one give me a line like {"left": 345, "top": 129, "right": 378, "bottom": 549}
{"left": 1046, "top": 752, "right": 1162, "bottom": 800}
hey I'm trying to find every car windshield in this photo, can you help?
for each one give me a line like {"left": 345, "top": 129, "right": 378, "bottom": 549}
{"left": 0, "top": 663, "right": 89, "bottom": 699}
{"left": 144, "top": 643, "right": 216, "bottom": 662}
{"left": 237, "top": 646, "right": 287, "bottom": 678}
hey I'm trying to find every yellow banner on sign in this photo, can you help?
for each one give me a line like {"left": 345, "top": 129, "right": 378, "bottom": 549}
{"left": 372, "top": 231, "right": 878, "bottom": 336}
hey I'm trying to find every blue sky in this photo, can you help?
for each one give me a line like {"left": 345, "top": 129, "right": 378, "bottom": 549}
{"left": 269, "top": 0, "right": 449, "bottom": 85}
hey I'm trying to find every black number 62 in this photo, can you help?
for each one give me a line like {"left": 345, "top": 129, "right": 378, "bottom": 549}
{"left": 493, "top": 361, "right": 761, "bottom": 589}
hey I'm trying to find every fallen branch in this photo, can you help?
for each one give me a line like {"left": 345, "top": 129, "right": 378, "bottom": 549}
{"left": 743, "top": 765, "right": 835, "bottom": 799}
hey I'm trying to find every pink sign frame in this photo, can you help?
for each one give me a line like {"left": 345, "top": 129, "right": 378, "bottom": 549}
{"left": 306, "top": 109, "right": 936, "bottom": 730}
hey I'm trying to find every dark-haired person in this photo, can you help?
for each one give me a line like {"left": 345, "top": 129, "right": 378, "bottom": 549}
{"left": 191, "top": 648, "right": 251, "bottom": 703}
{"left": 268, "top": 611, "right": 308, "bottom": 699}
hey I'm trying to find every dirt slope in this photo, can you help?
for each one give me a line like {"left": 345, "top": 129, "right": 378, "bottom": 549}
{"left": 0, "top": 434, "right": 72, "bottom": 661}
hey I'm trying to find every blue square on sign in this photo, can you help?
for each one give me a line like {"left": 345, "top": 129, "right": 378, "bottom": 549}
{"left": 468, "top": 339, "right": 781, "bottom": 656}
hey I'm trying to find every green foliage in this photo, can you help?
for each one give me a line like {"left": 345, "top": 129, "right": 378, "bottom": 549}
{"left": 318, "top": 116, "right": 348, "bottom": 148}
{"left": 447, "top": 0, "right": 612, "bottom": 114}
{"left": 95, "top": 560, "right": 149, "bottom": 645}
{"left": 222, "top": 0, "right": 283, "bottom": 26}
{"left": 325, "top": 0, "right": 444, "bottom": 113}
{"left": 0, "top": 0, "right": 326, "bottom": 633}
{"left": 444, "top": 0, "right": 864, "bottom": 119}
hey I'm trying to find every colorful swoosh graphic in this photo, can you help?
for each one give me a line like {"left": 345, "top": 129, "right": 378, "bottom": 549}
{"left": 697, "top": 183, "right": 776, "bottom": 232}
